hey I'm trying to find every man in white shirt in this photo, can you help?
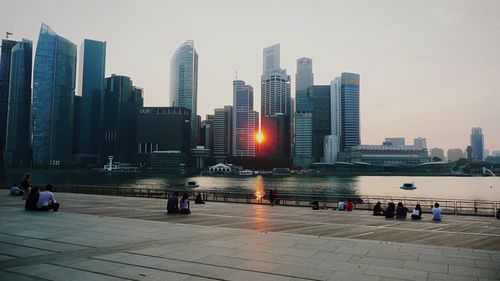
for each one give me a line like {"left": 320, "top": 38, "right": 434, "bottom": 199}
{"left": 37, "top": 184, "right": 60, "bottom": 212}
{"left": 338, "top": 199, "right": 346, "bottom": 211}
{"left": 432, "top": 202, "right": 442, "bottom": 222}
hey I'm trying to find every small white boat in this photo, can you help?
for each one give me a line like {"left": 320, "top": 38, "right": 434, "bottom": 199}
{"left": 238, "top": 170, "right": 253, "bottom": 176}
{"left": 184, "top": 181, "right": 199, "bottom": 188}
{"left": 400, "top": 182, "right": 417, "bottom": 190}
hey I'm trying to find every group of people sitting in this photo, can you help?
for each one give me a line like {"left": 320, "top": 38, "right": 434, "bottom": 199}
{"left": 337, "top": 199, "right": 354, "bottom": 211}
{"left": 372, "top": 201, "right": 442, "bottom": 221}
{"left": 25, "top": 184, "right": 60, "bottom": 212}
{"left": 167, "top": 192, "right": 205, "bottom": 214}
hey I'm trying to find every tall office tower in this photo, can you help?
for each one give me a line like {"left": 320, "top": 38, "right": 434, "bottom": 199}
{"left": 311, "top": 85, "right": 331, "bottom": 161}
{"left": 325, "top": 77, "right": 342, "bottom": 164}
{"left": 430, "top": 147, "right": 445, "bottom": 161}
{"left": 4, "top": 39, "right": 32, "bottom": 167}
{"left": 232, "top": 80, "right": 259, "bottom": 157}
{"left": 261, "top": 44, "right": 292, "bottom": 159}
{"left": 384, "top": 137, "right": 405, "bottom": 146}
{"left": 0, "top": 39, "right": 19, "bottom": 175}
{"left": 170, "top": 40, "right": 198, "bottom": 147}
{"left": 470, "top": 127, "right": 484, "bottom": 161}
{"left": 340, "top": 72, "right": 360, "bottom": 151}
{"left": 75, "top": 39, "right": 106, "bottom": 165}
{"left": 32, "top": 24, "right": 77, "bottom": 166}
{"left": 213, "top": 105, "right": 233, "bottom": 162}
{"left": 413, "top": 137, "right": 427, "bottom": 150}
{"left": 447, "top": 148, "right": 465, "bottom": 162}
{"left": 102, "top": 75, "right": 143, "bottom": 163}
{"left": 200, "top": 114, "right": 214, "bottom": 154}
{"left": 294, "top": 57, "right": 313, "bottom": 168}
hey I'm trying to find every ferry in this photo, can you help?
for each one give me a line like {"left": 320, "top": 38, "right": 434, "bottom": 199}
{"left": 238, "top": 170, "right": 253, "bottom": 176}
{"left": 184, "top": 181, "right": 199, "bottom": 188}
{"left": 400, "top": 182, "right": 417, "bottom": 190}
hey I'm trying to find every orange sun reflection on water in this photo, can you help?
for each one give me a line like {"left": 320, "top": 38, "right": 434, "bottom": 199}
{"left": 253, "top": 175, "right": 265, "bottom": 201}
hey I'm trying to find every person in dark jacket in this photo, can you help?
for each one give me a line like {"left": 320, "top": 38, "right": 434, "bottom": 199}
{"left": 373, "top": 201, "right": 385, "bottom": 216}
{"left": 396, "top": 202, "right": 408, "bottom": 219}
{"left": 195, "top": 193, "right": 205, "bottom": 204}
{"left": 167, "top": 192, "right": 179, "bottom": 214}
{"left": 385, "top": 202, "right": 395, "bottom": 218}
{"left": 25, "top": 186, "right": 40, "bottom": 211}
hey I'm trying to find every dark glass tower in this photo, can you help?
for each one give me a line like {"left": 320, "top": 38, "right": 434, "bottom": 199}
{"left": 4, "top": 39, "right": 33, "bottom": 167}
{"left": 470, "top": 127, "right": 484, "bottom": 161}
{"left": 75, "top": 39, "right": 106, "bottom": 165}
{"left": 33, "top": 24, "right": 77, "bottom": 166}
{"left": 311, "top": 85, "right": 331, "bottom": 161}
{"left": 340, "top": 72, "right": 360, "bottom": 151}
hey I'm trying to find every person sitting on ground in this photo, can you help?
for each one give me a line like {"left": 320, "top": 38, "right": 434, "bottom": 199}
{"left": 25, "top": 186, "right": 40, "bottom": 211}
{"left": 346, "top": 200, "right": 354, "bottom": 211}
{"left": 179, "top": 193, "right": 191, "bottom": 214}
{"left": 167, "top": 192, "right": 179, "bottom": 214}
{"left": 269, "top": 189, "right": 275, "bottom": 206}
{"left": 311, "top": 201, "right": 320, "bottom": 210}
{"left": 396, "top": 202, "right": 408, "bottom": 219}
{"left": 272, "top": 189, "right": 278, "bottom": 205}
{"left": 37, "top": 184, "right": 59, "bottom": 212}
{"left": 385, "top": 202, "right": 395, "bottom": 218}
{"left": 338, "top": 199, "right": 346, "bottom": 211}
{"left": 21, "top": 174, "right": 31, "bottom": 200}
{"left": 373, "top": 201, "right": 385, "bottom": 216}
{"left": 432, "top": 202, "right": 442, "bottom": 222}
{"left": 10, "top": 184, "right": 23, "bottom": 196}
{"left": 194, "top": 193, "right": 205, "bottom": 204}
{"left": 411, "top": 204, "right": 422, "bottom": 220}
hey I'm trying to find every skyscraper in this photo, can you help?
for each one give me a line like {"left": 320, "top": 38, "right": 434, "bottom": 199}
{"left": 413, "top": 137, "right": 427, "bottom": 150}
{"left": 294, "top": 58, "right": 313, "bottom": 167}
{"left": 170, "top": 40, "right": 198, "bottom": 147}
{"left": 4, "top": 39, "right": 33, "bottom": 167}
{"left": 340, "top": 72, "right": 360, "bottom": 151}
{"left": 470, "top": 127, "right": 484, "bottom": 161}
{"left": 200, "top": 114, "right": 214, "bottom": 154}
{"left": 75, "top": 39, "right": 106, "bottom": 164}
{"left": 324, "top": 77, "right": 342, "bottom": 164}
{"left": 102, "top": 74, "right": 143, "bottom": 163}
{"left": 311, "top": 85, "right": 331, "bottom": 161}
{"left": 232, "top": 80, "right": 258, "bottom": 157}
{"left": 261, "top": 44, "right": 292, "bottom": 159}
{"left": 32, "top": 24, "right": 77, "bottom": 166}
{"left": 213, "top": 105, "right": 233, "bottom": 162}
{"left": 0, "top": 39, "right": 19, "bottom": 173}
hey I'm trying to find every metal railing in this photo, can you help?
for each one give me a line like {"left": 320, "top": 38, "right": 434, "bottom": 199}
{"left": 54, "top": 185, "right": 500, "bottom": 217}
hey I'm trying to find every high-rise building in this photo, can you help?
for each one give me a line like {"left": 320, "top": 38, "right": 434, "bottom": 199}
{"left": 384, "top": 137, "right": 405, "bottom": 146}
{"left": 102, "top": 74, "right": 143, "bottom": 163}
{"left": 170, "top": 40, "right": 198, "bottom": 147}
{"left": 4, "top": 39, "right": 33, "bottom": 167}
{"left": 232, "top": 80, "right": 258, "bottom": 157}
{"left": 447, "top": 148, "right": 465, "bottom": 162}
{"left": 413, "top": 137, "right": 427, "bottom": 150}
{"left": 213, "top": 105, "right": 233, "bottom": 162}
{"left": 340, "top": 72, "right": 360, "bottom": 151}
{"left": 294, "top": 58, "right": 314, "bottom": 168}
{"left": 470, "top": 127, "right": 484, "bottom": 161}
{"left": 324, "top": 135, "right": 340, "bottom": 164}
{"left": 0, "top": 39, "right": 18, "bottom": 169}
{"left": 75, "top": 39, "right": 106, "bottom": 165}
{"left": 199, "top": 114, "right": 214, "bottom": 154}
{"left": 261, "top": 44, "right": 292, "bottom": 159}
{"left": 311, "top": 85, "right": 331, "bottom": 162}
{"left": 32, "top": 24, "right": 77, "bottom": 166}
{"left": 430, "top": 147, "right": 445, "bottom": 161}
{"left": 325, "top": 77, "right": 342, "bottom": 164}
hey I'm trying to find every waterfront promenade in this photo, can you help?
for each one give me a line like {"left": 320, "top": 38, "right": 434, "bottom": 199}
{"left": 1, "top": 193, "right": 499, "bottom": 280}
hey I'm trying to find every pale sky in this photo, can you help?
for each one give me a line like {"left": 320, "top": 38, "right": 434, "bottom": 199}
{"left": 1, "top": 0, "right": 499, "bottom": 152}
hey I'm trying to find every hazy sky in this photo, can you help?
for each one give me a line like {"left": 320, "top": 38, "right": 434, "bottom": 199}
{"left": 1, "top": 0, "right": 499, "bottom": 151}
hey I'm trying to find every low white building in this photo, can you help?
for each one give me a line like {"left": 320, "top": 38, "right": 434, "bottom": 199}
{"left": 208, "top": 163, "right": 232, "bottom": 173}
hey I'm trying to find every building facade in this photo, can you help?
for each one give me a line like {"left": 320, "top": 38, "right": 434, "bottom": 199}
{"left": 102, "top": 74, "right": 143, "bottom": 163}
{"left": 213, "top": 105, "right": 233, "bottom": 162}
{"left": 294, "top": 57, "right": 314, "bottom": 168}
{"left": 261, "top": 44, "right": 292, "bottom": 159}
{"left": 4, "top": 39, "right": 32, "bottom": 167}
{"left": 341, "top": 145, "right": 429, "bottom": 166}
{"left": 232, "top": 80, "right": 258, "bottom": 157}
{"left": 311, "top": 85, "right": 331, "bottom": 162}
{"left": 413, "top": 137, "right": 427, "bottom": 150}
{"left": 324, "top": 135, "right": 340, "bottom": 164}
{"left": 470, "top": 127, "right": 484, "bottom": 161}
{"left": 447, "top": 148, "right": 465, "bottom": 162}
{"left": 32, "top": 24, "right": 77, "bottom": 166}
{"left": 199, "top": 114, "right": 214, "bottom": 154}
{"left": 170, "top": 40, "right": 198, "bottom": 147}
{"left": 384, "top": 137, "right": 405, "bottom": 146}
{"left": 429, "top": 147, "right": 445, "bottom": 161}
{"left": 340, "top": 72, "right": 360, "bottom": 151}
{"left": 75, "top": 39, "right": 106, "bottom": 164}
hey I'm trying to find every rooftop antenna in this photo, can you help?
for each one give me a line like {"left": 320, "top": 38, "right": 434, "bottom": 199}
{"left": 235, "top": 70, "right": 238, "bottom": 81}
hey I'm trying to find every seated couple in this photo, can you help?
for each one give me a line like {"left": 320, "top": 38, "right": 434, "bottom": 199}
{"left": 25, "top": 184, "right": 60, "bottom": 212}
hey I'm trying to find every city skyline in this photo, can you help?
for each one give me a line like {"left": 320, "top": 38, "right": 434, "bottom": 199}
{"left": 1, "top": 0, "right": 499, "bottom": 151}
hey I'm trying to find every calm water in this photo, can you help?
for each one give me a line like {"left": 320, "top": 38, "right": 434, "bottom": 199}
{"left": 6, "top": 171, "right": 500, "bottom": 201}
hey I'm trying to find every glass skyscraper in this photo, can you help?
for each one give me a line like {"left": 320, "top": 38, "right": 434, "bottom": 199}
{"left": 470, "top": 127, "right": 484, "bottom": 161}
{"left": 340, "top": 72, "right": 360, "bottom": 151}
{"left": 294, "top": 57, "right": 314, "bottom": 167}
{"left": 5, "top": 39, "right": 33, "bottom": 167}
{"left": 76, "top": 39, "right": 106, "bottom": 164}
{"left": 232, "top": 80, "right": 259, "bottom": 157}
{"left": 169, "top": 40, "right": 198, "bottom": 147}
{"left": 33, "top": 23, "right": 77, "bottom": 166}
{"left": 311, "top": 85, "right": 331, "bottom": 161}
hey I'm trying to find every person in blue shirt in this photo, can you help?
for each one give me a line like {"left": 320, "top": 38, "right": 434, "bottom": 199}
{"left": 432, "top": 202, "right": 442, "bottom": 222}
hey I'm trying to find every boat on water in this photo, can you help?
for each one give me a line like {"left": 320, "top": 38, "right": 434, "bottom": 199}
{"left": 400, "top": 182, "right": 417, "bottom": 190}
{"left": 238, "top": 170, "right": 253, "bottom": 176}
{"left": 184, "top": 181, "right": 199, "bottom": 188}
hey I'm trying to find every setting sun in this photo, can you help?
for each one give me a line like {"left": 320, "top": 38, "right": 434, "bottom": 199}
{"left": 256, "top": 131, "right": 264, "bottom": 143}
